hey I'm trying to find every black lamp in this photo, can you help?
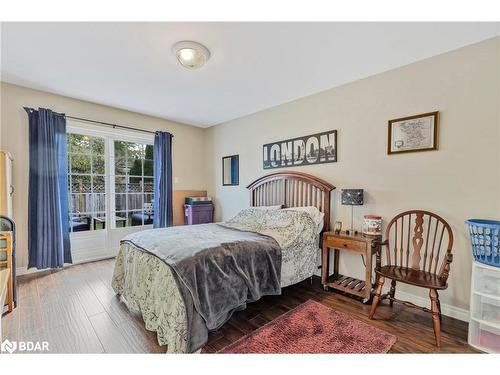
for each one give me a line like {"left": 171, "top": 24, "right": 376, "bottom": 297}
{"left": 341, "top": 189, "right": 364, "bottom": 234}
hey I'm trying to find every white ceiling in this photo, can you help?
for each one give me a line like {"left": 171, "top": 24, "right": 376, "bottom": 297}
{"left": 1, "top": 22, "right": 499, "bottom": 127}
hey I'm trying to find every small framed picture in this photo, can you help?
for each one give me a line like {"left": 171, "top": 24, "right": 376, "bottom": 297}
{"left": 387, "top": 111, "right": 438, "bottom": 154}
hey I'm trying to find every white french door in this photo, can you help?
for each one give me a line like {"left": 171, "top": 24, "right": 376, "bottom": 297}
{"left": 67, "top": 120, "right": 154, "bottom": 263}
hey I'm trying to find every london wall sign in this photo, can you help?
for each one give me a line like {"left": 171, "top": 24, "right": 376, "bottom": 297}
{"left": 263, "top": 130, "right": 337, "bottom": 169}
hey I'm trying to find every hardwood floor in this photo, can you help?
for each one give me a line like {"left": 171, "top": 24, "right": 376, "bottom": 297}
{"left": 2, "top": 259, "right": 477, "bottom": 354}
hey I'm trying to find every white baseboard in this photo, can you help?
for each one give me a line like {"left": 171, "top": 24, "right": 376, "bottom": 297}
{"left": 16, "top": 254, "right": 116, "bottom": 277}
{"left": 381, "top": 286, "right": 470, "bottom": 322}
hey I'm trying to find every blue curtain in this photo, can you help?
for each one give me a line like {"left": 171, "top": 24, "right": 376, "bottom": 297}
{"left": 153, "top": 131, "right": 173, "bottom": 228}
{"left": 25, "top": 107, "right": 72, "bottom": 269}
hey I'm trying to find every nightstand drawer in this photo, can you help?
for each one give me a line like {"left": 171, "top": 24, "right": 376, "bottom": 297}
{"left": 325, "top": 237, "right": 367, "bottom": 253}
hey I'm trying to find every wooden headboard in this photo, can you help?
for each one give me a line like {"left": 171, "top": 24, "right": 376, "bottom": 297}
{"left": 247, "top": 171, "right": 335, "bottom": 232}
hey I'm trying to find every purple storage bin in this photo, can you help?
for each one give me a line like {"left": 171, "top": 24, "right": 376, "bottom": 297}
{"left": 184, "top": 204, "right": 214, "bottom": 225}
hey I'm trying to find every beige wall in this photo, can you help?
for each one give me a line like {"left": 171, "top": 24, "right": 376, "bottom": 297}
{"left": 0, "top": 82, "right": 207, "bottom": 268}
{"left": 0, "top": 37, "right": 498, "bottom": 315}
{"left": 204, "top": 37, "right": 500, "bottom": 314}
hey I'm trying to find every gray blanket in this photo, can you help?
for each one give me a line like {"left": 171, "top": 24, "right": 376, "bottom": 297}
{"left": 121, "top": 223, "right": 282, "bottom": 352}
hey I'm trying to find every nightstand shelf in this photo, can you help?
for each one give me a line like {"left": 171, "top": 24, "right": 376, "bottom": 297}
{"left": 322, "top": 231, "right": 380, "bottom": 303}
{"left": 325, "top": 274, "right": 368, "bottom": 295}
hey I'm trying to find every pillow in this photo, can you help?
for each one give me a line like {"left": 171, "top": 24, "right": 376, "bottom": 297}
{"left": 283, "top": 206, "right": 324, "bottom": 234}
{"left": 251, "top": 205, "right": 283, "bottom": 210}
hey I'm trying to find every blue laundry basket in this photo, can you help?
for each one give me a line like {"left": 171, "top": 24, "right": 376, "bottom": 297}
{"left": 465, "top": 219, "right": 500, "bottom": 267}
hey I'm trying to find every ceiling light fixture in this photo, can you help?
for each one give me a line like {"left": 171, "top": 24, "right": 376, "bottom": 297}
{"left": 172, "top": 41, "right": 211, "bottom": 70}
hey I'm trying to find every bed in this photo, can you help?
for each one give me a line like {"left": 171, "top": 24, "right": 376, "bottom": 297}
{"left": 111, "top": 171, "right": 335, "bottom": 353}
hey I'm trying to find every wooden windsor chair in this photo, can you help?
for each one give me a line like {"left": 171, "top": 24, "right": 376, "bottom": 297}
{"left": 368, "top": 210, "right": 454, "bottom": 346}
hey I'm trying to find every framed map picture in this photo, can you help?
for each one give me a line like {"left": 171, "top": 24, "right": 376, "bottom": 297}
{"left": 388, "top": 111, "right": 438, "bottom": 154}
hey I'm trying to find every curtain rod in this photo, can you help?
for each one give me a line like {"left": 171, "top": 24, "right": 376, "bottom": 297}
{"left": 23, "top": 107, "right": 171, "bottom": 136}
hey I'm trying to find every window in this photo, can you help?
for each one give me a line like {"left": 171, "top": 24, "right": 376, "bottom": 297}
{"left": 67, "top": 132, "right": 154, "bottom": 233}
{"left": 68, "top": 134, "right": 106, "bottom": 232}
{"left": 113, "top": 141, "right": 154, "bottom": 227}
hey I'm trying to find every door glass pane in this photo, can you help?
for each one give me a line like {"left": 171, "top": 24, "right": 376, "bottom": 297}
{"left": 71, "top": 182, "right": 92, "bottom": 213}
{"left": 130, "top": 211, "right": 144, "bottom": 226}
{"left": 69, "top": 194, "right": 80, "bottom": 214}
{"left": 69, "top": 214, "right": 91, "bottom": 232}
{"left": 92, "top": 156, "right": 105, "bottom": 174}
{"left": 143, "top": 195, "right": 154, "bottom": 226}
{"left": 70, "top": 154, "right": 91, "bottom": 174}
{"left": 91, "top": 138, "right": 105, "bottom": 155}
{"left": 67, "top": 133, "right": 106, "bottom": 232}
{"left": 129, "top": 176, "right": 141, "bottom": 193}
{"left": 144, "top": 159, "right": 153, "bottom": 176}
{"left": 71, "top": 175, "right": 91, "bottom": 195}
{"left": 114, "top": 176, "right": 127, "bottom": 193}
{"left": 112, "top": 139, "right": 153, "bottom": 228}
{"left": 131, "top": 143, "right": 146, "bottom": 159}
{"left": 145, "top": 144, "right": 153, "bottom": 160}
{"left": 92, "top": 176, "right": 105, "bottom": 192}
{"left": 114, "top": 213, "right": 127, "bottom": 228}
{"left": 115, "top": 194, "right": 127, "bottom": 212}
{"left": 115, "top": 158, "right": 127, "bottom": 175}
{"left": 143, "top": 177, "right": 153, "bottom": 192}
{"left": 92, "top": 193, "right": 106, "bottom": 213}
{"left": 92, "top": 213, "right": 106, "bottom": 230}
{"left": 68, "top": 134, "right": 91, "bottom": 154}
{"left": 129, "top": 155, "right": 143, "bottom": 176}
{"left": 127, "top": 194, "right": 143, "bottom": 211}
{"left": 114, "top": 141, "right": 127, "bottom": 159}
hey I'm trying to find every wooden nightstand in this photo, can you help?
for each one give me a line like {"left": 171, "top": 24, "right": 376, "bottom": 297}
{"left": 321, "top": 231, "right": 381, "bottom": 303}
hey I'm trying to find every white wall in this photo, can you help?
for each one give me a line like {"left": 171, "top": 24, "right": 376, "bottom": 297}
{"left": 204, "top": 37, "right": 500, "bottom": 316}
{"left": 0, "top": 82, "right": 207, "bottom": 268}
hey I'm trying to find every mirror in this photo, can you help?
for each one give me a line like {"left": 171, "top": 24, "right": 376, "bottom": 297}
{"left": 222, "top": 155, "right": 239, "bottom": 186}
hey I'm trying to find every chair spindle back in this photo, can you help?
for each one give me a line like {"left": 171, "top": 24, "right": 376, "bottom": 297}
{"left": 384, "top": 210, "right": 454, "bottom": 281}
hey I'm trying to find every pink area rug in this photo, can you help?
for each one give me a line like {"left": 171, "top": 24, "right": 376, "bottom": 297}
{"left": 218, "top": 299, "right": 396, "bottom": 354}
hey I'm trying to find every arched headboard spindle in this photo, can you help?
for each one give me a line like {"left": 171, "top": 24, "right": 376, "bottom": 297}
{"left": 247, "top": 171, "right": 335, "bottom": 233}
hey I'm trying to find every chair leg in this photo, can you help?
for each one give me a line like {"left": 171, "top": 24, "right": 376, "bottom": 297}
{"left": 437, "top": 298, "right": 442, "bottom": 324}
{"left": 389, "top": 280, "right": 396, "bottom": 307}
{"left": 369, "top": 275, "right": 385, "bottom": 319}
{"left": 429, "top": 289, "right": 441, "bottom": 347}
